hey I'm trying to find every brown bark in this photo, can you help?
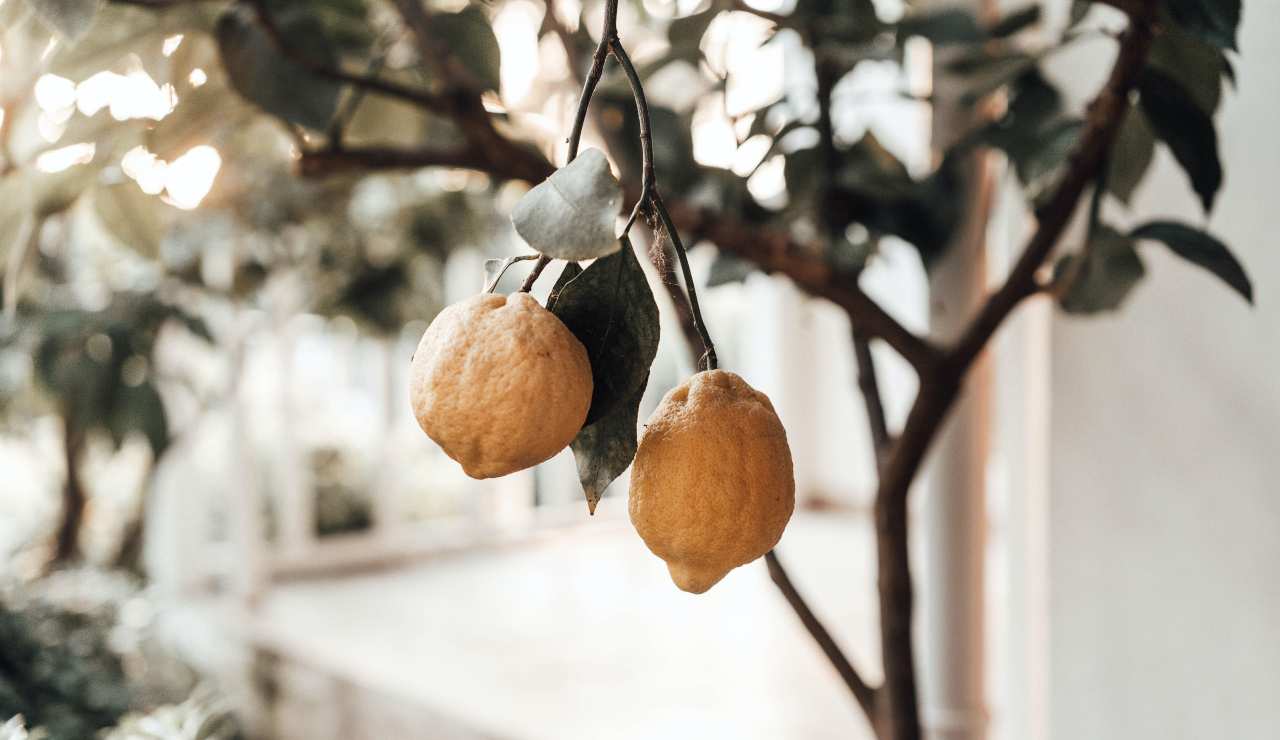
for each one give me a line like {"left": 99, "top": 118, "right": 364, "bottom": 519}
{"left": 52, "top": 415, "right": 86, "bottom": 565}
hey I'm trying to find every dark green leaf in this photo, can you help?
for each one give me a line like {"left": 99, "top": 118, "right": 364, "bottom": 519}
{"left": 1147, "top": 23, "right": 1228, "bottom": 114}
{"left": 1068, "top": 0, "right": 1091, "bottom": 27}
{"left": 897, "top": 7, "right": 983, "bottom": 45}
{"left": 432, "top": 5, "right": 501, "bottom": 93}
{"left": 569, "top": 373, "right": 646, "bottom": 514}
{"left": 988, "top": 4, "right": 1041, "bottom": 38}
{"left": 1056, "top": 226, "right": 1145, "bottom": 314}
{"left": 707, "top": 251, "right": 755, "bottom": 287}
{"left": 511, "top": 149, "right": 622, "bottom": 261}
{"left": 1138, "top": 68, "right": 1222, "bottom": 213}
{"left": 215, "top": 5, "right": 342, "bottom": 130}
{"left": 980, "top": 72, "right": 1081, "bottom": 194}
{"left": 1130, "top": 220, "right": 1252, "bottom": 303}
{"left": 667, "top": 8, "right": 717, "bottom": 62}
{"left": 1107, "top": 105, "right": 1155, "bottom": 205}
{"left": 948, "top": 49, "right": 1036, "bottom": 105}
{"left": 24, "top": 0, "right": 100, "bottom": 41}
{"left": 547, "top": 261, "right": 582, "bottom": 308}
{"left": 1166, "top": 0, "right": 1240, "bottom": 51}
{"left": 549, "top": 237, "right": 659, "bottom": 424}
{"left": 110, "top": 381, "right": 169, "bottom": 455}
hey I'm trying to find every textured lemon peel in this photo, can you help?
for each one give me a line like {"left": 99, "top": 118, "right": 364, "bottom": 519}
{"left": 409, "top": 292, "right": 593, "bottom": 479}
{"left": 629, "top": 370, "right": 795, "bottom": 594}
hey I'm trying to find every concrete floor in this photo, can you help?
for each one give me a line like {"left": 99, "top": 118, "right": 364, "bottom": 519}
{"left": 246, "top": 508, "right": 882, "bottom": 740}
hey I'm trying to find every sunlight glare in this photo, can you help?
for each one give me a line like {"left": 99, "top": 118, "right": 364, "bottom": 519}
{"left": 495, "top": 0, "right": 543, "bottom": 106}
{"left": 732, "top": 134, "right": 772, "bottom": 177}
{"left": 75, "top": 69, "right": 176, "bottom": 120}
{"left": 35, "top": 142, "right": 96, "bottom": 173}
{"left": 163, "top": 145, "right": 221, "bottom": 209}
{"left": 162, "top": 34, "right": 184, "bottom": 56}
{"left": 122, "top": 145, "right": 168, "bottom": 195}
{"left": 702, "top": 12, "right": 784, "bottom": 116}
{"left": 188, "top": 68, "right": 208, "bottom": 87}
{"left": 691, "top": 94, "right": 736, "bottom": 169}
{"left": 747, "top": 153, "right": 786, "bottom": 206}
{"left": 37, "top": 111, "right": 67, "bottom": 143}
{"left": 35, "top": 74, "right": 77, "bottom": 112}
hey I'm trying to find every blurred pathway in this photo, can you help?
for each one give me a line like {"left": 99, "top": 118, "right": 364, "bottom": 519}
{"left": 248, "top": 508, "right": 881, "bottom": 740}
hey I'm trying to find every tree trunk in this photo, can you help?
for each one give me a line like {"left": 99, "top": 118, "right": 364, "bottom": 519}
{"left": 52, "top": 416, "right": 86, "bottom": 565}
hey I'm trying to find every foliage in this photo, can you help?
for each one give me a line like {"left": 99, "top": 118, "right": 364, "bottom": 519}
{"left": 0, "top": 570, "right": 224, "bottom": 740}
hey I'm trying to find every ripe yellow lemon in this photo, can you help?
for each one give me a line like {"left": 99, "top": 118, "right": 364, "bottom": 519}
{"left": 629, "top": 369, "right": 794, "bottom": 593}
{"left": 409, "top": 292, "right": 592, "bottom": 479}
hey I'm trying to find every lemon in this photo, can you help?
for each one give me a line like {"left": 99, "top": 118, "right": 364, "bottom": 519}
{"left": 409, "top": 292, "right": 592, "bottom": 479}
{"left": 629, "top": 370, "right": 795, "bottom": 593}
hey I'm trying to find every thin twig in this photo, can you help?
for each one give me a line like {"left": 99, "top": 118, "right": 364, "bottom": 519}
{"left": 517, "top": 0, "right": 620, "bottom": 294}
{"left": 485, "top": 254, "right": 540, "bottom": 293}
{"left": 519, "top": 256, "right": 552, "bottom": 292}
{"left": 853, "top": 331, "right": 891, "bottom": 467}
{"left": 566, "top": 0, "right": 618, "bottom": 162}
{"left": 650, "top": 193, "right": 717, "bottom": 371}
{"left": 765, "top": 551, "right": 880, "bottom": 724}
{"left": 608, "top": 39, "right": 656, "bottom": 214}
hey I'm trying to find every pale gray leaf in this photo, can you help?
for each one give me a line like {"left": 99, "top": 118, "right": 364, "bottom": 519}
{"left": 511, "top": 149, "right": 622, "bottom": 261}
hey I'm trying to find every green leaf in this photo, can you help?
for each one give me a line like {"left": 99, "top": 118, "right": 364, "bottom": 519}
{"left": 667, "top": 7, "right": 717, "bottom": 63}
{"left": 988, "top": 4, "right": 1041, "bottom": 38}
{"left": 1107, "top": 105, "right": 1155, "bottom": 205}
{"left": 707, "top": 251, "right": 754, "bottom": 287}
{"left": 1147, "top": 23, "right": 1228, "bottom": 114}
{"left": 569, "top": 373, "right": 646, "bottom": 515}
{"left": 948, "top": 49, "right": 1037, "bottom": 105}
{"left": 1130, "top": 220, "right": 1252, "bottom": 304}
{"left": 1138, "top": 68, "right": 1222, "bottom": 213}
{"left": 109, "top": 381, "right": 169, "bottom": 455}
{"left": 897, "top": 7, "right": 983, "bottom": 45}
{"left": 1056, "top": 226, "right": 1145, "bottom": 314}
{"left": 1166, "top": 0, "right": 1240, "bottom": 51}
{"left": 24, "top": 0, "right": 100, "bottom": 42}
{"left": 511, "top": 148, "right": 622, "bottom": 261}
{"left": 93, "top": 182, "right": 171, "bottom": 260}
{"left": 547, "top": 261, "right": 582, "bottom": 307}
{"left": 549, "top": 237, "right": 659, "bottom": 424}
{"left": 432, "top": 5, "right": 501, "bottom": 93}
{"left": 215, "top": 5, "right": 342, "bottom": 130}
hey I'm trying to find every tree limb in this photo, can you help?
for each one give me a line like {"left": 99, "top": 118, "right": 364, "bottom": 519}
{"left": 853, "top": 331, "right": 892, "bottom": 466}
{"left": 765, "top": 550, "right": 880, "bottom": 726}
{"left": 869, "top": 7, "right": 1159, "bottom": 738}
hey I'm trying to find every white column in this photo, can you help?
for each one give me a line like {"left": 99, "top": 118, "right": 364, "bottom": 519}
{"left": 918, "top": 0, "right": 996, "bottom": 734}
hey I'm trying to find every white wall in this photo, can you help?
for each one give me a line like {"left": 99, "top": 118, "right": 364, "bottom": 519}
{"left": 1046, "top": 4, "right": 1280, "bottom": 738}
